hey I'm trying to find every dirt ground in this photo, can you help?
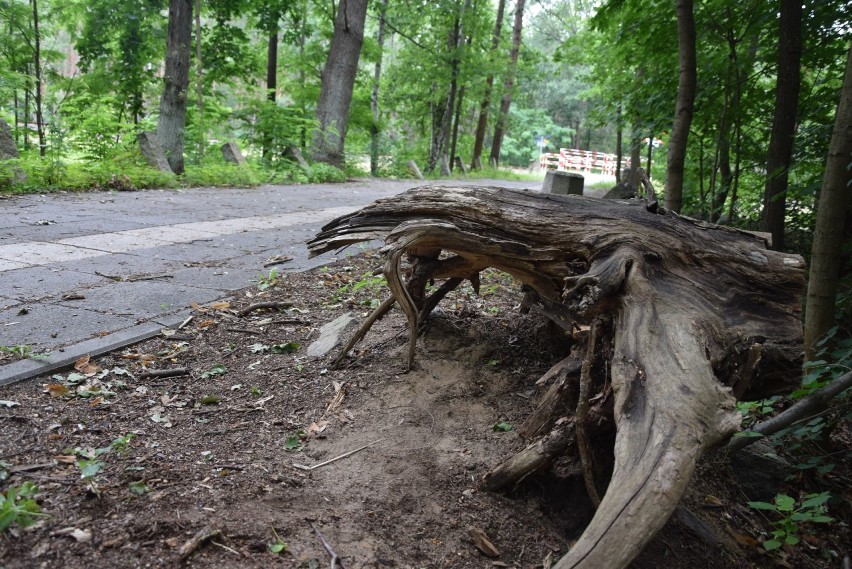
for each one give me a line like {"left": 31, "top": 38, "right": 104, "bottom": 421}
{"left": 1, "top": 249, "right": 849, "bottom": 568}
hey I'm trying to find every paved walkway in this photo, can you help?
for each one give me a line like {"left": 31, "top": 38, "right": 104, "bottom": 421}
{"left": 0, "top": 178, "right": 538, "bottom": 385}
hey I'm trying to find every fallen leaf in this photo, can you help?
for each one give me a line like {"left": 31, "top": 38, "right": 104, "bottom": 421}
{"left": 54, "top": 455, "right": 77, "bottom": 464}
{"left": 307, "top": 420, "right": 329, "bottom": 437}
{"left": 164, "top": 537, "right": 180, "bottom": 548}
{"left": 208, "top": 301, "right": 231, "bottom": 311}
{"left": 0, "top": 400, "right": 20, "bottom": 408}
{"left": 88, "top": 396, "right": 104, "bottom": 407}
{"left": 45, "top": 384, "right": 69, "bottom": 397}
{"left": 198, "top": 319, "right": 217, "bottom": 328}
{"left": 74, "top": 355, "right": 100, "bottom": 376}
{"left": 468, "top": 526, "right": 500, "bottom": 558}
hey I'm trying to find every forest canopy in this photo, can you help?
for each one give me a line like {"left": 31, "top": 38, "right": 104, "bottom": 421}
{"left": 0, "top": 0, "right": 850, "bottom": 254}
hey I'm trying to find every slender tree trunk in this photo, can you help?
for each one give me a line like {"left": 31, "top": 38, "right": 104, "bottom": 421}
{"left": 488, "top": 0, "right": 525, "bottom": 168}
{"left": 157, "top": 0, "right": 193, "bottom": 174}
{"left": 23, "top": 63, "right": 29, "bottom": 151}
{"left": 311, "top": 0, "right": 369, "bottom": 167}
{"left": 615, "top": 102, "right": 623, "bottom": 183}
{"left": 438, "top": 1, "right": 467, "bottom": 173}
{"left": 32, "top": 0, "right": 45, "bottom": 156}
{"left": 370, "top": 0, "right": 389, "bottom": 176}
{"left": 761, "top": 0, "right": 803, "bottom": 251}
{"left": 629, "top": 123, "right": 641, "bottom": 188}
{"left": 195, "top": 0, "right": 203, "bottom": 161}
{"left": 450, "top": 84, "right": 466, "bottom": 171}
{"left": 664, "top": 0, "right": 696, "bottom": 214}
{"left": 263, "top": 16, "right": 279, "bottom": 159}
{"left": 470, "top": 0, "right": 506, "bottom": 170}
{"left": 804, "top": 44, "right": 852, "bottom": 360}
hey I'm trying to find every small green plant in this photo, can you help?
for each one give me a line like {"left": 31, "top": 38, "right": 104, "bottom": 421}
{"left": 257, "top": 268, "right": 280, "bottom": 291}
{"left": 492, "top": 421, "right": 513, "bottom": 432}
{"left": 0, "top": 344, "right": 50, "bottom": 360}
{"left": 251, "top": 386, "right": 263, "bottom": 397}
{"left": 0, "top": 482, "right": 46, "bottom": 532}
{"left": 748, "top": 492, "right": 833, "bottom": 551}
{"left": 200, "top": 364, "right": 227, "bottom": 379}
{"left": 71, "top": 433, "right": 135, "bottom": 482}
{"left": 268, "top": 525, "right": 288, "bottom": 553}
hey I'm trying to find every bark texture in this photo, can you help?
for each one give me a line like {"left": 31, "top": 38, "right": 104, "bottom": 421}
{"left": 370, "top": 0, "right": 389, "bottom": 176}
{"left": 311, "top": 0, "right": 368, "bottom": 167}
{"left": 761, "top": 0, "right": 803, "bottom": 251}
{"left": 309, "top": 185, "right": 804, "bottom": 569}
{"left": 664, "top": 0, "right": 696, "bottom": 214}
{"left": 488, "top": 0, "right": 525, "bottom": 167}
{"left": 804, "top": 44, "right": 852, "bottom": 359}
{"left": 156, "top": 0, "right": 193, "bottom": 174}
{"left": 470, "top": 0, "right": 506, "bottom": 170}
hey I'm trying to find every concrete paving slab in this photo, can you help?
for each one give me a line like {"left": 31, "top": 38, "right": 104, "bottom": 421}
{"left": 58, "top": 232, "right": 175, "bottom": 254}
{"left": 0, "top": 303, "right": 137, "bottom": 350}
{"left": 0, "top": 218, "right": 151, "bottom": 245}
{"left": 120, "top": 226, "right": 222, "bottom": 243}
{"left": 0, "top": 266, "right": 106, "bottom": 302}
{"left": 0, "top": 258, "right": 34, "bottom": 272}
{"left": 54, "top": 279, "right": 225, "bottom": 320}
{"left": 0, "top": 242, "right": 105, "bottom": 266}
{"left": 63, "top": 252, "right": 181, "bottom": 278}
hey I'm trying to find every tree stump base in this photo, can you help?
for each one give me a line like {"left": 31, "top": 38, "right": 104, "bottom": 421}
{"left": 308, "top": 184, "right": 804, "bottom": 569}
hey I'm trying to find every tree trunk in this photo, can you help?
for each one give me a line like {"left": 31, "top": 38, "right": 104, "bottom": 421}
{"left": 32, "top": 0, "right": 45, "bottom": 157}
{"left": 195, "top": 0, "right": 204, "bottom": 161}
{"left": 761, "top": 0, "right": 803, "bottom": 251}
{"left": 804, "top": 44, "right": 852, "bottom": 360}
{"left": 488, "top": 0, "right": 525, "bottom": 167}
{"left": 615, "top": 102, "right": 623, "bottom": 183}
{"left": 310, "top": 0, "right": 368, "bottom": 167}
{"left": 370, "top": 0, "right": 389, "bottom": 176}
{"left": 263, "top": 16, "right": 279, "bottom": 159}
{"left": 449, "top": 83, "right": 466, "bottom": 171}
{"left": 156, "top": 0, "right": 193, "bottom": 174}
{"left": 664, "top": 0, "right": 696, "bottom": 214}
{"left": 470, "top": 0, "right": 506, "bottom": 170}
{"left": 308, "top": 184, "right": 804, "bottom": 569}
{"left": 629, "top": 123, "right": 641, "bottom": 188}
{"left": 439, "top": 2, "right": 468, "bottom": 172}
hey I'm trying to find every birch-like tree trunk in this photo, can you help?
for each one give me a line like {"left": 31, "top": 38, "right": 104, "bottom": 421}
{"left": 311, "top": 0, "right": 368, "bottom": 167}
{"left": 470, "top": 0, "right": 505, "bottom": 170}
{"left": 156, "top": 0, "right": 193, "bottom": 174}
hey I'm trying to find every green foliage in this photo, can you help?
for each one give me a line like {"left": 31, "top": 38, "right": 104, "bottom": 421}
{"left": 748, "top": 492, "right": 833, "bottom": 551}
{"left": 499, "top": 107, "right": 575, "bottom": 167}
{"left": 0, "top": 482, "right": 45, "bottom": 532}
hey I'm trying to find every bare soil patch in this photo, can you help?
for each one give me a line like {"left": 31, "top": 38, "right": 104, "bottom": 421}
{"left": 0, "top": 249, "right": 848, "bottom": 568}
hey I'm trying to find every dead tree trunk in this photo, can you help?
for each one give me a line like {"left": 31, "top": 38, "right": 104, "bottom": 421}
{"left": 308, "top": 185, "right": 804, "bottom": 569}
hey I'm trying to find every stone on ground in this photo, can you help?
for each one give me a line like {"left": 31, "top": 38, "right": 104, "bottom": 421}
{"left": 137, "top": 132, "right": 173, "bottom": 172}
{"left": 542, "top": 170, "right": 583, "bottom": 195}
{"left": 307, "top": 313, "right": 359, "bottom": 357}
{"left": 221, "top": 142, "right": 247, "bottom": 166}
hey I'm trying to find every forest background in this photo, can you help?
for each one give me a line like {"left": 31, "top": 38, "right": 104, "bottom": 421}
{"left": 1, "top": 0, "right": 851, "bottom": 375}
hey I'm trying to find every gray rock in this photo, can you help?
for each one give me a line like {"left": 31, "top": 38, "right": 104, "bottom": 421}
{"left": 307, "top": 313, "right": 359, "bottom": 358}
{"left": 543, "top": 170, "right": 583, "bottom": 196}
{"left": 221, "top": 141, "right": 247, "bottom": 166}
{"left": 729, "top": 440, "right": 794, "bottom": 502}
{"left": 0, "top": 119, "right": 20, "bottom": 159}
{"left": 603, "top": 182, "right": 636, "bottom": 200}
{"left": 137, "top": 132, "right": 173, "bottom": 172}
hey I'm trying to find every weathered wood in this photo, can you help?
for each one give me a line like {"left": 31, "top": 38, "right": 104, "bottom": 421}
{"left": 308, "top": 184, "right": 805, "bottom": 569}
{"left": 482, "top": 419, "right": 577, "bottom": 491}
{"left": 520, "top": 356, "right": 582, "bottom": 438}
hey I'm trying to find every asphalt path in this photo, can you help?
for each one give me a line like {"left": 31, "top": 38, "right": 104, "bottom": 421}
{"left": 0, "top": 178, "right": 541, "bottom": 385}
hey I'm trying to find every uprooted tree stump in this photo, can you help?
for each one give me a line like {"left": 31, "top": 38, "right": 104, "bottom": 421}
{"left": 307, "top": 184, "right": 804, "bottom": 569}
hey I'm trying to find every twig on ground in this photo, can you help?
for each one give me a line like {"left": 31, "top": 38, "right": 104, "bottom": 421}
{"left": 178, "top": 526, "right": 220, "bottom": 561}
{"left": 237, "top": 301, "right": 294, "bottom": 317}
{"left": 310, "top": 522, "right": 347, "bottom": 569}
{"left": 728, "top": 370, "right": 852, "bottom": 452}
{"left": 263, "top": 255, "right": 293, "bottom": 268}
{"left": 210, "top": 540, "right": 242, "bottom": 556}
{"left": 224, "top": 327, "right": 261, "bottom": 334}
{"left": 177, "top": 316, "right": 193, "bottom": 330}
{"left": 138, "top": 368, "right": 190, "bottom": 380}
{"left": 292, "top": 439, "right": 385, "bottom": 471}
{"left": 577, "top": 317, "right": 602, "bottom": 507}
{"left": 333, "top": 295, "right": 395, "bottom": 367}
